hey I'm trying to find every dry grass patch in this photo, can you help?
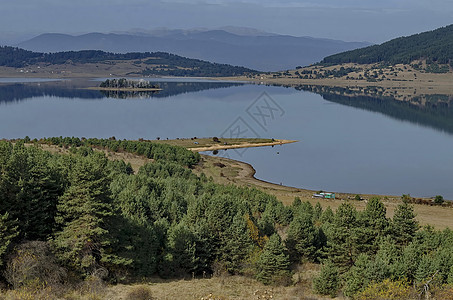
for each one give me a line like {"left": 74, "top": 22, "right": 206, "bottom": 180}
{"left": 106, "top": 276, "right": 325, "bottom": 300}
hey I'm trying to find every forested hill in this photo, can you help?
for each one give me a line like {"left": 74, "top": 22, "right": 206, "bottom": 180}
{"left": 0, "top": 46, "right": 258, "bottom": 76}
{"left": 321, "top": 24, "right": 453, "bottom": 66}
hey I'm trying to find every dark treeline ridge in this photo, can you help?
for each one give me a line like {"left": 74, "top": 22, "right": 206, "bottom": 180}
{"left": 0, "top": 46, "right": 258, "bottom": 76}
{"left": 0, "top": 138, "right": 453, "bottom": 298}
{"left": 321, "top": 24, "right": 453, "bottom": 67}
{"left": 0, "top": 46, "right": 154, "bottom": 67}
{"left": 140, "top": 52, "right": 257, "bottom": 77}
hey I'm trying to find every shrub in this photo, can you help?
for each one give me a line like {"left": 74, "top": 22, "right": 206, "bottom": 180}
{"left": 355, "top": 279, "right": 412, "bottom": 300}
{"left": 126, "top": 285, "right": 154, "bottom": 300}
{"left": 4, "top": 241, "right": 67, "bottom": 290}
{"left": 434, "top": 195, "right": 444, "bottom": 205}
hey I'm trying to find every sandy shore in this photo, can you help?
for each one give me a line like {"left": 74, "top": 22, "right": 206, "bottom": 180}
{"left": 189, "top": 139, "right": 297, "bottom": 152}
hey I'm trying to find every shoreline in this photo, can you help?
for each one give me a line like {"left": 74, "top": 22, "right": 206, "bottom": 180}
{"left": 189, "top": 139, "right": 297, "bottom": 152}
{"left": 196, "top": 152, "right": 453, "bottom": 229}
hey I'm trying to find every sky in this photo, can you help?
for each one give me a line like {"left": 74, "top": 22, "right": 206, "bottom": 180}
{"left": 1, "top": 0, "right": 453, "bottom": 44}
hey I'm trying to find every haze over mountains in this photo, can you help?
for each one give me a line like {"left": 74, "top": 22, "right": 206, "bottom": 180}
{"left": 17, "top": 27, "right": 370, "bottom": 71}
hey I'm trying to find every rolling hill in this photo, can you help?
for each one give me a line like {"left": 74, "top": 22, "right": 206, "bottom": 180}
{"left": 0, "top": 46, "right": 257, "bottom": 77}
{"left": 16, "top": 29, "right": 370, "bottom": 71}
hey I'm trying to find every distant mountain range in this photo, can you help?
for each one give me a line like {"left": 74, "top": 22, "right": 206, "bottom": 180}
{"left": 16, "top": 28, "right": 370, "bottom": 71}
{"left": 321, "top": 24, "right": 453, "bottom": 66}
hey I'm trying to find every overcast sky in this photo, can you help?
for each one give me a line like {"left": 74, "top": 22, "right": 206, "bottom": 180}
{"left": 1, "top": 0, "right": 453, "bottom": 44}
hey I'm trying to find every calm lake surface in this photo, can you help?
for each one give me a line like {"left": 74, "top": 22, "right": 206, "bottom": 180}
{"left": 1, "top": 78, "right": 453, "bottom": 199}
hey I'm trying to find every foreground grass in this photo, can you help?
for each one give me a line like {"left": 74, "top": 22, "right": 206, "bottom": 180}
{"left": 0, "top": 270, "right": 325, "bottom": 300}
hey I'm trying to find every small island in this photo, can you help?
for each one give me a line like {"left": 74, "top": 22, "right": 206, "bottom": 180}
{"left": 92, "top": 78, "right": 162, "bottom": 91}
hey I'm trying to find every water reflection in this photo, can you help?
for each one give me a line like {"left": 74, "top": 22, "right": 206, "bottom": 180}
{"left": 292, "top": 84, "right": 453, "bottom": 135}
{"left": 0, "top": 83, "right": 103, "bottom": 104}
{"left": 0, "top": 80, "right": 244, "bottom": 103}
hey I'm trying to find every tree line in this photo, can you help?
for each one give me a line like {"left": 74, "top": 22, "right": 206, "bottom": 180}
{"left": 0, "top": 138, "right": 452, "bottom": 298}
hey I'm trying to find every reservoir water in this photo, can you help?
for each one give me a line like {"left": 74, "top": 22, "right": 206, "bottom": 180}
{"left": 1, "top": 78, "right": 453, "bottom": 199}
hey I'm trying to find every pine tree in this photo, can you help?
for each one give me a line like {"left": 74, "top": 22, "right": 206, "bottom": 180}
{"left": 52, "top": 153, "right": 114, "bottom": 275}
{"left": 285, "top": 213, "right": 317, "bottom": 262}
{"left": 343, "top": 254, "right": 371, "bottom": 297}
{"left": 163, "top": 221, "right": 197, "bottom": 276}
{"left": 0, "top": 144, "right": 62, "bottom": 240}
{"left": 0, "top": 212, "right": 18, "bottom": 266}
{"left": 361, "top": 197, "right": 389, "bottom": 237}
{"left": 256, "top": 234, "right": 291, "bottom": 285}
{"left": 313, "top": 260, "right": 340, "bottom": 297}
{"left": 313, "top": 202, "right": 323, "bottom": 221}
{"left": 392, "top": 200, "right": 419, "bottom": 246}
{"left": 320, "top": 206, "right": 334, "bottom": 224}
{"left": 222, "top": 213, "right": 254, "bottom": 274}
{"left": 326, "top": 203, "right": 360, "bottom": 273}
{"left": 392, "top": 241, "right": 421, "bottom": 282}
{"left": 358, "top": 197, "right": 390, "bottom": 254}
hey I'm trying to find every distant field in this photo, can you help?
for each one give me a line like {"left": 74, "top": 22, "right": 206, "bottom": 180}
{"left": 225, "top": 62, "right": 453, "bottom": 100}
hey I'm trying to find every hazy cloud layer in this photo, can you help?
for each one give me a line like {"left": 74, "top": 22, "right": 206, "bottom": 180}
{"left": 1, "top": 0, "right": 452, "bottom": 44}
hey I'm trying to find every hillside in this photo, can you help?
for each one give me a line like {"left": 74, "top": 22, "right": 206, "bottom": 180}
{"left": 16, "top": 30, "right": 370, "bottom": 71}
{"left": 1, "top": 138, "right": 453, "bottom": 299}
{"left": 321, "top": 24, "right": 453, "bottom": 68}
{"left": 0, "top": 46, "right": 257, "bottom": 77}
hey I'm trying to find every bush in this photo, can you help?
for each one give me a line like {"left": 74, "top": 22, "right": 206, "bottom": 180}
{"left": 434, "top": 195, "right": 444, "bottom": 205}
{"left": 76, "top": 275, "right": 106, "bottom": 299}
{"left": 126, "top": 285, "right": 154, "bottom": 300}
{"left": 4, "top": 241, "right": 67, "bottom": 290}
{"left": 355, "top": 279, "right": 413, "bottom": 300}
